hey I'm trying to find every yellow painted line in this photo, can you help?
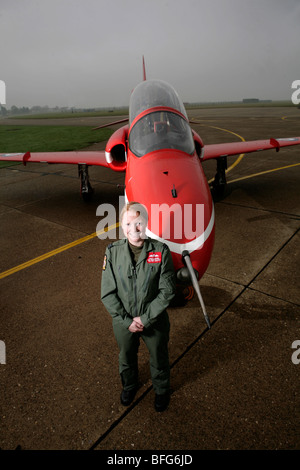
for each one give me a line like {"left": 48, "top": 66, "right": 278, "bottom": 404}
{"left": 0, "top": 222, "right": 120, "bottom": 280}
{"left": 195, "top": 123, "right": 246, "bottom": 183}
{"left": 226, "top": 153, "right": 245, "bottom": 173}
{"left": 227, "top": 162, "right": 300, "bottom": 184}
{"left": 203, "top": 124, "right": 246, "bottom": 173}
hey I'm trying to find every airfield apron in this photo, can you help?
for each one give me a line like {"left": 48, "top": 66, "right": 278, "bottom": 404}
{"left": 101, "top": 238, "right": 176, "bottom": 394}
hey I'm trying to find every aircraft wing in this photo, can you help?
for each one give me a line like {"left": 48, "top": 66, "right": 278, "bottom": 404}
{"left": 202, "top": 137, "right": 300, "bottom": 161}
{"left": 0, "top": 150, "right": 110, "bottom": 167}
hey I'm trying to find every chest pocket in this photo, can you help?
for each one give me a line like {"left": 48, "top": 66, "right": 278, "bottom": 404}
{"left": 142, "top": 265, "right": 153, "bottom": 293}
{"left": 141, "top": 263, "right": 161, "bottom": 295}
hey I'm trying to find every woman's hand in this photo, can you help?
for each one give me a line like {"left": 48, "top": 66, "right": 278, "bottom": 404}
{"left": 128, "top": 317, "right": 144, "bottom": 333}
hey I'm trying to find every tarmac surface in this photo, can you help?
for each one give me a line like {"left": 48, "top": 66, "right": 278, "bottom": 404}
{"left": 0, "top": 107, "right": 299, "bottom": 451}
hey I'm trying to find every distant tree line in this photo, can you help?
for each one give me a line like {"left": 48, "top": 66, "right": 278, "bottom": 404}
{"left": 1, "top": 101, "right": 299, "bottom": 117}
{"left": 0, "top": 105, "right": 72, "bottom": 116}
{"left": 0, "top": 104, "right": 128, "bottom": 117}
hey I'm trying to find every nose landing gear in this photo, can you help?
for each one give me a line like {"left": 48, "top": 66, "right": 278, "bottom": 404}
{"left": 182, "top": 250, "right": 211, "bottom": 329}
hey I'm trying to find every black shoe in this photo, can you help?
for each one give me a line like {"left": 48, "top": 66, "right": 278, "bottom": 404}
{"left": 120, "top": 388, "right": 137, "bottom": 406}
{"left": 154, "top": 392, "right": 170, "bottom": 412}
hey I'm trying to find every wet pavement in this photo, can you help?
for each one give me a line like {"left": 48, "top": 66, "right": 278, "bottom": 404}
{"left": 0, "top": 107, "right": 299, "bottom": 450}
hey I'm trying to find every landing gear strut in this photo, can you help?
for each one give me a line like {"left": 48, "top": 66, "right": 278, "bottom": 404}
{"left": 212, "top": 156, "right": 227, "bottom": 200}
{"left": 78, "top": 164, "right": 93, "bottom": 201}
{"left": 182, "top": 250, "right": 211, "bottom": 329}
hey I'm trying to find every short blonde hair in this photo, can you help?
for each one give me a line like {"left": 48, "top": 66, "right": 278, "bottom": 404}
{"left": 120, "top": 202, "right": 148, "bottom": 224}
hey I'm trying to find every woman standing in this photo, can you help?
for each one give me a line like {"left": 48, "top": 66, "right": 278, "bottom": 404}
{"left": 101, "top": 202, "right": 176, "bottom": 412}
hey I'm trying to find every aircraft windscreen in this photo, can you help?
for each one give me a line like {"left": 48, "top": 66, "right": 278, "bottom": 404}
{"left": 129, "top": 79, "right": 188, "bottom": 124}
{"left": 129, "top": 111, "right": 195, "bottom": 157}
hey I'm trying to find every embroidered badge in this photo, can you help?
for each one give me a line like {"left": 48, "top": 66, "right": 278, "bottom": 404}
{"left": 102, "top": 254, "right": 107, "bottom": 270}
{"left": 147, "top": 252, "right": 162, "bottom": 264}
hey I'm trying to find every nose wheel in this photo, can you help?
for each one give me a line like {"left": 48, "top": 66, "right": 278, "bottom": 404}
{"left": 183, "top": 285, "right": 194, "bottom": 300}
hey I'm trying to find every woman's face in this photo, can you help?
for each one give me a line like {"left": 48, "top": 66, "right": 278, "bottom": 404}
{"left": 121, "top": 209, "right": 146, "bottom": 247}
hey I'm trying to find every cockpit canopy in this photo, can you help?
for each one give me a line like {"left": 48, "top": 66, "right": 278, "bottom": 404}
{"left": 129, "top": 79, "right": 194, "bottom": 157}
{"left": 129, "top": 110, "right": 195, "bottom": 157}
{"left": 129, "top": 79, "right": 188, "bottom": 124}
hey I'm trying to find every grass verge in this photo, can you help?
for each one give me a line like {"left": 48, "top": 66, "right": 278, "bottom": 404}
{"left": 0, "top": 126, "right": 113, "bottom": 167}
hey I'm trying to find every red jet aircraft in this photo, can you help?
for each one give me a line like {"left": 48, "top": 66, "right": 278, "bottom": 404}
{"left": 1, "top": 61, "right": 300, "bottom": 327}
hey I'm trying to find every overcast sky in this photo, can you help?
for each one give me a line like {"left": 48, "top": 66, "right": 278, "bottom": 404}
{"left": 1, "top": 0, "right": 299, "bottom": 108}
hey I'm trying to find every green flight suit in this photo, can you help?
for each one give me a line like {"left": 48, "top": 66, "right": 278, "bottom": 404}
{"left": 101, "top": 237, "right": 176, "bottom": 394}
